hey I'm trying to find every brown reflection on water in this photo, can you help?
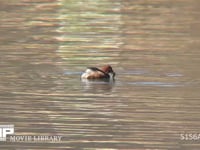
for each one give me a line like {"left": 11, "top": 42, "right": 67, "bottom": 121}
{"left": 0, "top": 0, "right": 200, "bottom": 149}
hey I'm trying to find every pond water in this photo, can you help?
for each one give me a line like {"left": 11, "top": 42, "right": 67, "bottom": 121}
{"left": 0, "top": 0, "right": 200, "bottom": 149}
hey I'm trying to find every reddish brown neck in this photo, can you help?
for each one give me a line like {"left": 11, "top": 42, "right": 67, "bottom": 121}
{"left": 101, "top": 65, "right": 113, "bottom": 73}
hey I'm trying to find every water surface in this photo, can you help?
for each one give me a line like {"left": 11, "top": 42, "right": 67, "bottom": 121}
{"left": 0, "top": 0, "right": 200, "bottom": 149}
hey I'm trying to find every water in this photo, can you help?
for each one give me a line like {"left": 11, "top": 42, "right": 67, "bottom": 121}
{"left": 0, "top": 0, "right": 200, "bottom": 149}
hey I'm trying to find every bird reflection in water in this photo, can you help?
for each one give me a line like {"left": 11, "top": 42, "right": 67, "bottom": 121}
{"left": 81, "top": 78, "right": 115, "bottom": 93}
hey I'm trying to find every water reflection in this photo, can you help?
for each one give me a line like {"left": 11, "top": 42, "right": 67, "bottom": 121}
{"left": 57, "top": 0, "right": 121, "bottom": 68}
{"left": 81, "top": 78, "right": 115, "bottom": 93}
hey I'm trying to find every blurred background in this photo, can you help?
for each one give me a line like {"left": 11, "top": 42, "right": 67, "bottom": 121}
{"left": 0, "top": 0, "right": 200, "bottom": 149}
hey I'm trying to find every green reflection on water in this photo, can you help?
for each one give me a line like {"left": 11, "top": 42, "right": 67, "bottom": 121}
{"left": 56, "top": 0, "right": 121, "bottom": 64}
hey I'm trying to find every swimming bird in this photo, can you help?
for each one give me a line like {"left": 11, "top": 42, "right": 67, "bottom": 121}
{"left": 81, "top": 65, "right": 115, "bottom": 80}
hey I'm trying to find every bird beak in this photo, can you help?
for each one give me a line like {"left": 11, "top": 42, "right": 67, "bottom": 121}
{"left": 113, "top": 72, "right": 116, "bottom": 77}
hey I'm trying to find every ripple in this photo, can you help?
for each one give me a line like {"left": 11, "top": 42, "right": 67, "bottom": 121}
{"left": 128, "top": 81, "right": 180, "bottom": 87}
